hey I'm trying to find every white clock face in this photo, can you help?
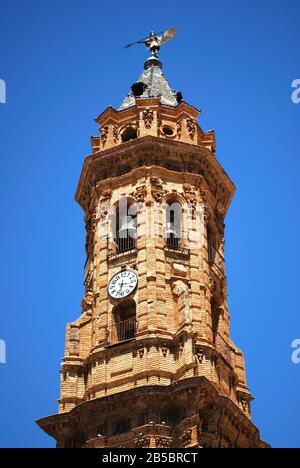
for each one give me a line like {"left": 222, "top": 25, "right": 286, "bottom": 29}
{"left": 108, "top": 270, "right": 138, "bottom": 299}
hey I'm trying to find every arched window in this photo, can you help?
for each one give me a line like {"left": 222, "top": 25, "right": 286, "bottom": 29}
{"left": 113, "top": 300, "right": 136, "bottom": 343}
{"left": 165, "top": 200, "right": 182, "bottom": 249}
{"left": 115, "top": 199, "right": 137, "bottom": 254}
{"left": 122, "top": 126, "right": 137, "bottom": 143}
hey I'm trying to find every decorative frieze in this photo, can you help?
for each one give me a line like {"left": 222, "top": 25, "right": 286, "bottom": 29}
{"left": 134, "top": 435, "right": 151, "bottom": 448}
{"left": 155, "top": 436, "right": 172, "bottom": 448}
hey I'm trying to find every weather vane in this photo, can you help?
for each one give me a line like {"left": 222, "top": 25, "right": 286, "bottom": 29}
{"left": 124, "top": 28, "right": 177, "bottom": 58}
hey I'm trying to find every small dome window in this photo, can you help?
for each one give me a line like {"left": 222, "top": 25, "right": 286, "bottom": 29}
{"left": 162, "top": 126, "right": 175, "bottom": 137}
{"left": 122, "top": 127, "right": 138, "bottom": 142}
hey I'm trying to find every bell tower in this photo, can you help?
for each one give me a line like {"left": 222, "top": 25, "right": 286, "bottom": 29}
{"left": 37, "top": 32, "right": 268, "bottom": 448}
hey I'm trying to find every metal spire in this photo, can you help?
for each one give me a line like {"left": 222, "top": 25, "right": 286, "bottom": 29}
{"left": 119, "top": 28, "right": 180, "bottom": 111}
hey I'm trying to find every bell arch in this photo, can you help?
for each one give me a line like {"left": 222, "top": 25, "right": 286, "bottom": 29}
{"left": 163, "top": 196, "right": 183, "bottom": 249}
{"left": 110, "top": 196, "right": 137, "bottom": 254}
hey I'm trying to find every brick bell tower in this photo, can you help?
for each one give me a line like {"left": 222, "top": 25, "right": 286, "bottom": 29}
{"left": 37, "top": 31, "right": 268, "bottom": 448}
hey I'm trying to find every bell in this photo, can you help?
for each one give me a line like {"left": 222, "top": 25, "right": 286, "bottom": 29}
{"left": 165, "top": 222, "right": 179, "bottom": 238}
{"left": 118, "top": 216, "right": 137, "bottom": 238}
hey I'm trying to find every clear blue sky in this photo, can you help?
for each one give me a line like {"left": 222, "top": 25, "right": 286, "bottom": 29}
{"left": 0, "top": 0, "right": 299, "bottom": 448}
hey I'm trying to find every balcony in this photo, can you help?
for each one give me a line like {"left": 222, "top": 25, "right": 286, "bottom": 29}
{"left": 106, "top": 318, "right": 137, "bottom": 346}
{"left": 166, "top": 235, "right": 180, "bottom": 250}
{"left": 208, "top": 244, "right": 225, "bottom": 276}
{"left": 116, "top": 235, "right": 136, "bottom": 254}
{"left": 165, "top": 222, "right": 180, "bottom": 251}
{"left": 116, "top": 216, "right": 137, "bottom": 254}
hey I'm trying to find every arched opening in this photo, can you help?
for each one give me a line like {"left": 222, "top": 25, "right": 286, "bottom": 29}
{"left": 115, "top": 199, "right": 137, "bottom": 253}
{"left": 113, "top": 300, "right": 137, "bottom": 343}
{"left": 122, "top": 126, "right": 138, "bottom": 143}
{"left": 162, "top": 125, "right": 175, "bottom": 137}
{"left": 131, "top": 81, "right": 147, "bottom": 97}
{"left": 165, "top": 200, "right": 182, "bottom": 249}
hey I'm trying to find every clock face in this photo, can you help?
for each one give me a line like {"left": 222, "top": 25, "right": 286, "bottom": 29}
{"left": 108, "top": 270, "right": 138, "bottom": 299}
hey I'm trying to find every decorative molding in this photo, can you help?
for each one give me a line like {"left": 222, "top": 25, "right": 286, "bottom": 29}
{"left": 179, "top": 429, "right": 192, "bottom": 446}
{"left": 134, "top": 435, "right": 151, "bottom": 448}
{"left": 177, "top": 120, "right": 183, "bottom": 139}
{"left": 100, "top": 125, "right": 109, "bottom": 144}
{"left": 143, "top": 108, "right": 154, "bottom": 129}
{"left": 161, "top": 343, "right": 168, "bottom": 357}
{"left": 155, "top": 436, "right": 172, "bottom": 448}
{"left": 112, "top": 125, "right": 119, "bottom": 143}
{"left": 186, "top": 118, "right": 196, "bottom": 138}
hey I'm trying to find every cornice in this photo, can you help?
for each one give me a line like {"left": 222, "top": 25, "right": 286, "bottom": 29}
{"left": 36, "top": 376, "right": 264, "bottom": 444}
{"left": 75, "top": 136, "right": 235, "bottom": 213}
{"left": 95, "top": 97, "right": 200, "bottom": 125}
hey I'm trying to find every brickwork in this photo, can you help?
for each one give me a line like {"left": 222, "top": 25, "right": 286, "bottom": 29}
{"left": 37, "top": 63, "right": 268, "bottom": 448}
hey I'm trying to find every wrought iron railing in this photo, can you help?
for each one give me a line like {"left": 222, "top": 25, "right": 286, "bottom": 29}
{"left": 166, "top": 234, "right": 180, "bottom": 250}
{"left": 106, "top": 318, "right": 137, "bottom": 345}
{"left": 208, "top": 243, "right": 225, "bottom": 275}
{"left": 116, "top": 233, "right": 136, "bottom": 254}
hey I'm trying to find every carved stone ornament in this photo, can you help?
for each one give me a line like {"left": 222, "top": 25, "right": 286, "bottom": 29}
{"left": 177, "top": 119, "right": 183, "bottom": 138}
{"left": 199, "top": 190, "right": 207, "bottom": 204}
{"left": 178, "top": 341, "right": 184, "bottom": 355}
{"left": 183, "top": 184, "right": 197, "bottom": 216}
{"left": 152, "top": 189, "right": 165, "bottom": 204}
{"left": 143, "top": 108, "right": 154, "bottom": 128}
{"left": 155, "top": 436, "right": 172, "bottom": 448}
{"left": 112, "top": 125, "right": 119, "bottom": 143}
{"left": 203, "top": 205, "right": 209, "bottom": 222}
{"left": 131, "top": 185, "right": 147, "bottom": 203}
{"left": 179, "top": 429, "right": 192, "bottom": 446}
{"left": 161, "top": 343, "right": 168, "bottom": 357}
{"left": 138, "top": 344, "right": 145, "bottom": 358}
{"left": 99, "top": 189, "right": 112, "bottom": 203}
{"left": 134, "top": 436, "right": 151, "bottom": 448}
{"left": 150, "top": 176, "right": 163, "bottom": 190}
{"left": 239, "top": 396, "right": 249, "bottom": 412}
{"left": 183, "top": 183, "right": 192, "bottom": 192}
{"left": 196, "top": 349, "right": 205, "bottom": 363}
{"left": 186, "top": 118, "right": 196, "bottom": 138}
{"left": 98, "top": 203, "right": 109, "bottom": 221}
{"left": 100, "top": 124, "right": 109, "bottom": 143}
{"left": 84, "top": 290, "right": 93, "bottom": 306}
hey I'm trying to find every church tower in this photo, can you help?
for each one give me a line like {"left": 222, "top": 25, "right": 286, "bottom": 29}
{"left": 37, "top": 31, "right": 268, "bottom": 448}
